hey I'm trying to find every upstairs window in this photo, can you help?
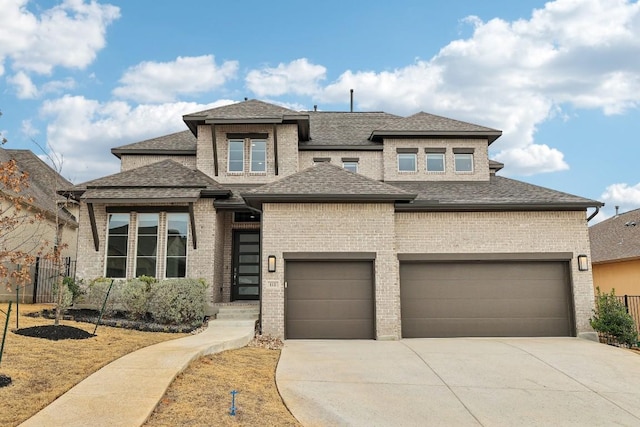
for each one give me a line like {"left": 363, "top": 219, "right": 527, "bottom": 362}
{"left": 454, "top": 148, "right": 474, "bottom": 173}
{"left": 166, "top": 213, "right": 188, "bottom": 278}
{"left": 425, "top": 148, "right": 446, "bottom": 173}
{"left": 106, "top": 213, "right": 129, "bottom": 278}
{"left": 136, "top": 213, "right": 158, "bottom": 277}
{"left": 250, "top": 140, "right": 267, "bottom": 173}
{"left": 228, "top": 140, "right": 244, "bottom": 172}
{"left": 397, "top": 148, "right": 418, "bottom": 173}
{"left": 342, "top": 157, "right": 359, "bottom": 173}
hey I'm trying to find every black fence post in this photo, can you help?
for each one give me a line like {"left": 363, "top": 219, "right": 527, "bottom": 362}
{"left": 32, "top": 257, "right": 40, "bottom": 304}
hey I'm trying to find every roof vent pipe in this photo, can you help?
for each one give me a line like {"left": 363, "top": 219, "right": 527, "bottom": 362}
{"left": 314, "top": 105, "right": 317, "bottom": 111}
{"left": 350, "top": 89, "right": 354, "bottom": 112}
{"left": 615, "top": 205, "right": 620, "bottom": 216}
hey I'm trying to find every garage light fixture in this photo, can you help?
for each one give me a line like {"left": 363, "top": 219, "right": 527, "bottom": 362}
{"left": 268, "top": 255, "right": 277, "bottom": 273}
{"left": 577, "top": 255, "right": 589, "bottom": 271}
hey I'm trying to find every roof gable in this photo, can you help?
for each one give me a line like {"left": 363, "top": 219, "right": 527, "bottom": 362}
{"left": 242, "top": 162, "right": 416, "bottom": 206}
{"left": 370, "top": 112, "right": 502, "bottom": 143}
{"left": 111, "top": 130, "right": 196, "bottom": 158}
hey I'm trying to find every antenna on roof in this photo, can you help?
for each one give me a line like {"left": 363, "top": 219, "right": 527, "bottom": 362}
{"left": 350, "top": 89, "right": 354, "bottom": 112}
{"left": 244, "top": 97, "right": 248, "bottom": 101}
{"left": 615, "top": 206, "right": 620, "bottom": 216}
{"left": 314, "top": 105, "right": 317, "bottom": 112}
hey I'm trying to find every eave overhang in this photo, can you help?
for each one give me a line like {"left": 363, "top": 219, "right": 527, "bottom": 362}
{"left": 369, "top": 130, "right": 503, "bottom": 144}
{"left": 110, "top": 148, "right": 196, "bottom": 159}
{"left": 298, "top": 145, "right": 383, "bottom": 151}
{"left": 394, "top": 201, "right": 603, "bottom": 212}
{"left": 183, "top": 113, "right": 310, "bottom": 141}
{"left": 242, "top": 192, "right": 417, "bottom": 209}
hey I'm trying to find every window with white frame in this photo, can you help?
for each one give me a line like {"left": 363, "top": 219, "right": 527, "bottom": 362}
{"left": 425, "top": 148, "right": 446, "bottom": 172}
{"left": 136, "top": 213, "right": 158, "bottom": 277}
{"left": 397, "top": 149, "right": 417, "bottom": 172}
{"left": 250, "top": 139, "right": 266, "bottom": 173}
{"left": 454, "top": 149, "right": 474, "bottom": 172}
{"left": 166, "top": 213, "right": 188, "bottom": 278}
{"left": 228, "top": 139, "right": 244, "bottom": 172}
{"left": 342, "top": 157, "right": 359, "bottom": 172}
{"left": 106, "top": 213, "right": 129, "bottom": 278}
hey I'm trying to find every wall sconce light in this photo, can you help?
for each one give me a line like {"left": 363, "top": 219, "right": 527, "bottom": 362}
{"left": 267, "top": 255, "right": 276, "bottom": 273}
{"left": 577, "top": 255, "right": 589, "bottom": 271}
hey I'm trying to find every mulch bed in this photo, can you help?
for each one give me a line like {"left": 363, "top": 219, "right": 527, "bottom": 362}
{"left": 13, "top": 325, "right": 94, "bottom": 341}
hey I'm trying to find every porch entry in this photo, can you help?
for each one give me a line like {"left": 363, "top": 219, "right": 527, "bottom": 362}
{"left": 232, "top": 230, "right": 260, "bottom": 300}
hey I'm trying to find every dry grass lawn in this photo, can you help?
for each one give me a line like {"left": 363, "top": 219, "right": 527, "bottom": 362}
{"left": 0, "top": 303, "right": 186, "bottom": 426}
{"left": 145, "top": 346, "right": 300, "bottom": 426}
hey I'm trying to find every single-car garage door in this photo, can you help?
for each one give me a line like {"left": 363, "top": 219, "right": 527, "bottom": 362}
{"left": 400, "top": 261, "right": 573, "bottom": 338}
{"left": 286, "top": 261, "right": 374, "bottom": 339}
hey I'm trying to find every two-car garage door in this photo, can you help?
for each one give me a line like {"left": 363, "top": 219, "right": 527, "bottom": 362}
{"left": 400, "top": 261, "right": 573, "bottom": 338}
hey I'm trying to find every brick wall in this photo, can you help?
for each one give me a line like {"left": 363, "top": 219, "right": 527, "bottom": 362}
{"left": 395, "top": 210, "right": 595, "bottom": 335}
{"left": 297, "top": 150, "right": 384, "bottom": 180}
{"left": 120, "top": 155, "right": 196, "bottom": 171}
{"left": 196, "top": 124, "right": 299, "bottom": 183}
{"left": 383, "top": 138, "right": 490, "bottom": 181}
{"left": 261, "top": 203, "right": 398, "bottom": 339}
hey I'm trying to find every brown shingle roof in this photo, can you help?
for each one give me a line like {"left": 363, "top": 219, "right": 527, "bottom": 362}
{"left": 184, "top": 99, "right": 305, "bottom": 121}
{"left": 1, "top": 148, "right": 77, "bottom": 226}
{"left": 391, "top": 176, "right": 601, "bottom": 210}
{"left": 111, "top": 130, "right": 196, "bottom": 158}
{"left": 370, "top": 112, "right": 502, "bottom": 143}
{"left": 589, "top": 209, "right": 640, "bottom": 263}
{"left": 301, "top": 111, "right": 400, "bottom": 147}
{"left": 71, "top": 159, "right": 230, "bottom": 202}
{"left": 242, "top": 163, "right": 416, "bottom": 205}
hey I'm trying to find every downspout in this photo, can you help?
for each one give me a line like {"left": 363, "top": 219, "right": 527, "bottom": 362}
{"left": 244, "top": 204, "right": 264, "bottom": 335}
{"left": 586, "top": 206, "right": 600, "bottom": 223}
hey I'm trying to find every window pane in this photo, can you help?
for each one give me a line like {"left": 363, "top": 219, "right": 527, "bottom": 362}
{"left": 167, "top": 214, "right": 188, "bottom": 236}
{"left": 239, "top": 255, "right": 259, "bottom": 263}
{"left": 239, "top": 276, "right": 259, "bottom": 285}
{"left": 167, "top": 235, "right": 187, "bottom": 256}
{"left": 166, "top": 257, "right": 186, "bottom": 278}
{"left": 106, "top": 258, "right": 127, "bottom": 278}
{"left": 238, "top": 286, "right": 259, "bottom": 295}
{"left": 107, "top": 236, "right": 128, "bottom": 256}
{"left": 228, "top": 140, "right": 244, "bottom": 172}
{"left": 108, "top": 214, "right": 129, "bottom": 235}
{"left": 137, "top": 235, "right": 158, "bottom": 256}
{"left": 239, "top": 233, "right": 259, "bottom": 243}
{"left": 136, "top": 257, "right": 156, "bottom": 277}
{"left": 455, "top": 154, "right": 473, "bottom": 172}
{"left": 239, "top": 265, "right": 260, "bottom": 274}
{"left": 427, "top": 154, "right": 445, "bottom": 172}
{"left": 239, "top": 244, "right": 259, "bottom": 253}
{"left": 138, "top": 213, "right": 158, "bottom": 235}
{"left": 398, "top": 154, "right": 416, "bottom": 172}
{"left": 250, "top": 140, "right": 266, "bottom": 172}
{"left": 343, "top": 162, "right": 358, "bottom": 172}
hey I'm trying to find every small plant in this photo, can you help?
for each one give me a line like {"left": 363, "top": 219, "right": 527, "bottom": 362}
{"left": 148, "top": 278, "right": 207, "bottom": 325}
{"left": 63, "top": 276, "right": 84, "bottom": 305}
{"left": 590, "top": 287, "right": 638, "bottom": 347}
{"left": 52, "top": 279, "right": 73, "bottom": 313}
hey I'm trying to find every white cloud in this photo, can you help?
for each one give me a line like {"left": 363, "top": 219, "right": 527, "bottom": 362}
{"left": 0, "top": 0, "right": 120, "bottom": 76}
{"left": 39, "top": 95, "right": 235, "bottom": 182}
{"left": 274, "top": 0, "right": 640, "bottom": 176}
{"left": 246, "top": 58, "right": 326, "bottom": 97}
{"left": 602, "top": 182, "right": 640, "bottom": 207}
{"left": 7, "top": 71, "right": 38, "bottom": 98}
{"left": 21, "top": 119, "right": 39, "bottom": 138}
{"left": 113, "top": 55, "right": 239, "bottom": 103}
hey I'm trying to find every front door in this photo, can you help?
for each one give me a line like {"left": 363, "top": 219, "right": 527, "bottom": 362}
{"left": 232, "top": 230, "right": 260, "bottom": 300}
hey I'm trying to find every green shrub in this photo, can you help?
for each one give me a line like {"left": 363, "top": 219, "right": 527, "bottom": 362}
{"left": 63, "top": 276, "right": 84, "bottom": 304}
{"left": 590, "top": 287, "right": 638, "bottom": 347}
{"left": 81, "top": 277, "right": 123, "bottom": 316}
{"left": 148, "top": 278, "right": 207, "bottom": 325}
{"left": 121, "top": 278, "right": 155, "bottom": 320}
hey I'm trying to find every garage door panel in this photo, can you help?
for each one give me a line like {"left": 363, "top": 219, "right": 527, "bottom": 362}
{"left": 286, "top": 261, "right": 374, "bottom": 339}
{"left": 400, "top": 261, "right": 572, "bottom": 337}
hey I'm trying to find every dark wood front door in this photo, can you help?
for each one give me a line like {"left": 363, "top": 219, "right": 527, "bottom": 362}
{"left": 232, "top": 231, "right": 260, "bottom": 300}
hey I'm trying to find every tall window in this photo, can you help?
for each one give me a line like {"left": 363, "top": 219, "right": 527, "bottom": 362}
{"left": 166, "top": 213, "right": 188, "bottom": 278}
{"left": 228, "top": 140, "right": 244, "bottom": 172}
{"left": 106, "top": 214, "right": 129, "bottom": 278}
{"left": 250, "top": 139, "right": 266, "bottom": 172}
{"left": 455, "top": 153, "right": 474, "bottom": 172}
{"left": 426, "top": 153, "right": 445, "bottom": 172}
{"left": 397, "top": 153, "right": 417, "bottom": 172}
{"left": 136, "top": 213, "right": 158, "bottom": 277}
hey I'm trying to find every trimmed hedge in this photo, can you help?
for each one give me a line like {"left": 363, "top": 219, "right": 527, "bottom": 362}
{"left": 148, "top": 279, "right": 207, "bottom": 326}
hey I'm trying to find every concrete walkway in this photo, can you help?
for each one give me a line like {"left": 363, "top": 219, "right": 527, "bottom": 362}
{"left": 277, "top": 338, "right": 640, "bottom": 427}
{"left": 21, "top": 319, "right": 256, "bottom": 427}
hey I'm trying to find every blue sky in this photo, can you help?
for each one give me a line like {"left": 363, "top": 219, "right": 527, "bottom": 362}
{"left": 1, "top": 0, "right": 640, "bottom": 222}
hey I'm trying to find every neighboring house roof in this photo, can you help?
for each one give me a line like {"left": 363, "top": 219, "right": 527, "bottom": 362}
{"left": 589, "top": 208, "right": 640, "bottom": 263}
{"left": 183, "top": 99, "right": 310, "bottom": 139}
{"left": 489, "top": 160, "right": 504, "bottom": 172}
{"left": 70, "top": 159, "right": 230, "bottom": 203}
{"left": 391, "top": 176, "right": 601, "bottom": 211}
{"left": 111, "top": 130, "right": 196, "bottom": 158}
{"left": 299, "top": 112, "right": 400, "bottom": 149}
{"left": 0, "top": 148, "right": 77, "bottom": 226}
{"left": 370, "top": 112, "right": 502, "bottom": 144}
{"left": 241, "top": 162, "right": 416, "bottom": 207}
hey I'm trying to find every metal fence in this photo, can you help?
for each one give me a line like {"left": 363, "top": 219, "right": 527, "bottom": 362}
{"left": 32, "top": 257, "right": 76, "bottom": 303}
{"left": 616, "top": 295, "right": 640, "bottom": 337}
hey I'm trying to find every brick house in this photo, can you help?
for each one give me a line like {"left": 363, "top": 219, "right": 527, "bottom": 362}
{"left": 68, "top": 99, "right": 601, "bottom": 340}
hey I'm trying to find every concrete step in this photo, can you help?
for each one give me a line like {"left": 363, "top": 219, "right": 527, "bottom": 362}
{"left": 216, "top": 312, "right": 259, "bottom": 320}
{"left": 217, "top": 306, "right": 259, "bottom": 313}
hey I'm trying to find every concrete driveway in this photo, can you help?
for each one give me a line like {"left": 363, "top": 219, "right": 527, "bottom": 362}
{"left": 276, "top": 338, "right": 640, "bottom": 426}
